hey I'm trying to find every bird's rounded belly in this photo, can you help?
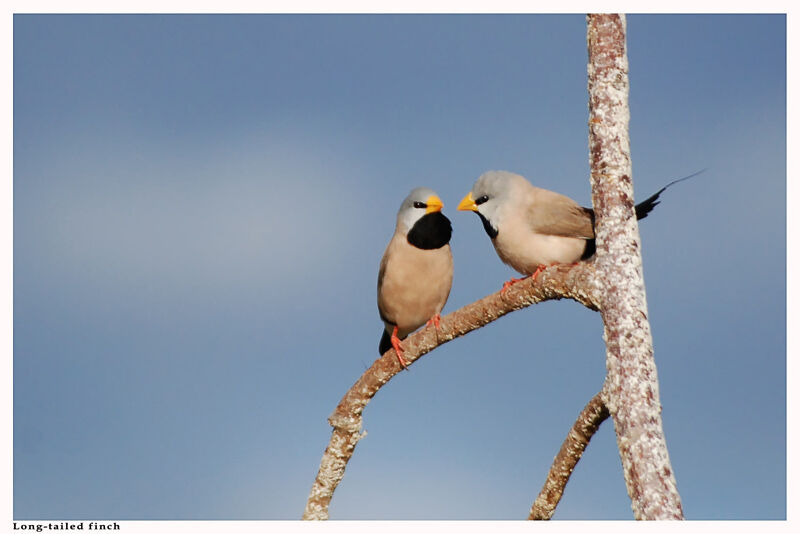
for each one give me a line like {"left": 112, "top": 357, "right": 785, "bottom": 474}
{"left": 380, "top": 254, "right": 452, "bottom": 337}
{"left": 388, "top": 291, "right": 441, "bottom": 336}
{"left": 494, "top": 233, "right": 585, "bottom": 275}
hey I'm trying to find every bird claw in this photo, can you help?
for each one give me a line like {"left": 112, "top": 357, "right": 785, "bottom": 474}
{"left": 531, "top": 264, "right": 547, "bottom": 280}
{"left": 501, "top": 275, "right": 529, "bottom": 293}
{"left": 390, "top": 326, "right": 409, "bottom": 370}
{"left": 500, "top": 264, "right": 556, "bottom": 293}
{"left": 425, "top": 314, "right": 441, "bottom": 329}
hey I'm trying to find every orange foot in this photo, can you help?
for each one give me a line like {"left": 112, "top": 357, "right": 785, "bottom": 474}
{"left": 530, "top": 263, "right": 548, "bottom": 280}
{"left": 390, "top": 325, "right": 409, "bottom": 370}
{"left": 500, "top": 264, "right": 559, "bottom": 293}
{"left": 501, "top": 275, "right": 531, "bottom": 293}
{"left": 425, "top": 313, "right": 441, "bottom": 329}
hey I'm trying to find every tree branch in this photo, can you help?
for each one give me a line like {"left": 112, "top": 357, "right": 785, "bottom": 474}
{"left": 529, "top": 391, "right": 609, "bottom": 520}
{"left": 302, "top": 261, "right": 599, "bottom": 520}
{"left": 587, "top": 13, "right": 684, "bottom": 520}
{"left": 304, "top": 15, "right": 685, "bottom": 521}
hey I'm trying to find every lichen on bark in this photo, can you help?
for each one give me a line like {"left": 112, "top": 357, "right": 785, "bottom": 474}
{"left": 587, "top": 13, "right": 684, "bottom": 520}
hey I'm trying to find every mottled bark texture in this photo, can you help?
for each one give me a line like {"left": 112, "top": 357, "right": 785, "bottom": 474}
{"left": 302, "top": 261, "right": 599, "bottom": 520}
{"left": 529, "top": 392, "right": 609, "bottom": 520}
{"left": 587, "top": 14, "right": 684, "bottom": 520}
{"left": 303, "top": 13, "right": 684, "bottom": 521}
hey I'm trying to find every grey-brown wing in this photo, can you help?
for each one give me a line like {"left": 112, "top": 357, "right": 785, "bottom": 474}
{"left": 376, "top": 242, "right": 394, "bottom": 325}
{"left": 527, "top": 189, "right": 595, "bottom": 239}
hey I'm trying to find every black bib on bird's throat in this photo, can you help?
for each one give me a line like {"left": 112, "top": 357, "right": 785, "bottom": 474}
{"left": 407, "top": 212, "right": 452, "bottom": 250}
{"left": 476, "top": 212, "right": 499, "bottom": 239}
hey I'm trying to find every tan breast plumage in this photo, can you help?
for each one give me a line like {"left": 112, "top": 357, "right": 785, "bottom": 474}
{"left": 377, "top": 234, "right": 453, "bottom": 338}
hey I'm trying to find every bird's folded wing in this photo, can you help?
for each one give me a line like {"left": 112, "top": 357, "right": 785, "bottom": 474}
{"left": 527, "top": 189, "right": 595, "bottom": 239}
{"left": 377, "top": 242, "right": 393, "bottom": 323}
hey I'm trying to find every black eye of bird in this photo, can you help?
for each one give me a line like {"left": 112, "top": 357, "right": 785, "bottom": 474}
{"left": 475, "top": 195, "right": 489, "bottom": 205}
{"left": 413, "top": 201, "right": 426, "bottom": 209}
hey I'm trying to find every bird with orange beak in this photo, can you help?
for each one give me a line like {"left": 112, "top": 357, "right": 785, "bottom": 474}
{"left": 458, "top": 170, "right": 696, "bottom": 290}
{"left": 377, "top": 187, "right": 453, "bottom": 368}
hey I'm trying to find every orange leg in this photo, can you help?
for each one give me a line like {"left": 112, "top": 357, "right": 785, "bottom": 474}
{"left": 500, "top": 263, "right": 562, "bottom": 293}
{"left": 530, "top": 263, "right": 548, "bottom": 280}
{"left": 501, "top": 275, "right": 530, "bottom": 293}
{"left": 390, "top": 325, "right": 409, "bottom": 370}
{"left": 425, "top": 313, "right": 441, "bottom": 329}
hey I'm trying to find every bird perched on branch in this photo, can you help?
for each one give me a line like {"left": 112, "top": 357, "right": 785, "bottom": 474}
{"left": 378, "top": 187, "right": 453, "bottom": 369}
{"left": 457, "top": 170, "right": 700, "bottom": 291}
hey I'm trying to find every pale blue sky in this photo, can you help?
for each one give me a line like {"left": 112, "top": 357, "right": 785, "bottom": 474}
{"left": 13, "top": 14, "right": 785, "bottom": 519}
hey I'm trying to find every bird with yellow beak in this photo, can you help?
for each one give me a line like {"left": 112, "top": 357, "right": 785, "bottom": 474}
{"left": 378, "top": 187, "right": 453, "bottom": 368}
{"left": 458, "top": 170, "right": 696, "bottom": 291}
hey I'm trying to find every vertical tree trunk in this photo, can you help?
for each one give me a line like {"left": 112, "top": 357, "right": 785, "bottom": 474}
{"left": 586, "top": 13, "right": 684, "bottom": 520}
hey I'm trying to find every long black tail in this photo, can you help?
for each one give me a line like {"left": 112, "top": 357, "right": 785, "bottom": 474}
{"left": 580, "top": 169, "right": 705, "bottom": 260}
{"left": 634, "top": 169, "right": 706, "bottom": 220}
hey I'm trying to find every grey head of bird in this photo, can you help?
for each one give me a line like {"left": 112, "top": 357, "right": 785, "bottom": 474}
{"left": 457, "top": 170, "right": 532, "bottom": 239}
{"left": 396, "top": 187, "right": 452, "bottom": 250}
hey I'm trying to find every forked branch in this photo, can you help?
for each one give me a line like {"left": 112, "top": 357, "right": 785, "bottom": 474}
{"left": 302, "top": 261, "right": 599, "bottom": 520}
{"left": 587, "top": 13, "right": 684, "bottom": 519}
{"left": 303, "top": 13, "right": 684, "bottom": 520}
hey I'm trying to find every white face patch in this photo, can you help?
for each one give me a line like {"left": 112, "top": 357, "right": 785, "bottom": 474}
{"left": 395, "top": 187, "right": 441, "bottom": 234}
{"left": 397, "top": 200, "right": 428, "bottom": 234}
{"left": 471, "top": 171, "right": 528, "bottom": 221}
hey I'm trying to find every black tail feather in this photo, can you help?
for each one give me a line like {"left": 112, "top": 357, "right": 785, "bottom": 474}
{"left": 582, "top": 169, "right": 705, "bottom": 260}
{"left": 379, "top": 329, "right": 392, "bottom": 355}
{"left": 635, "top": 169, "right": 706, "bottom": 220}
{"left": 580, "top": 238, "right": 596, "bottom": 260}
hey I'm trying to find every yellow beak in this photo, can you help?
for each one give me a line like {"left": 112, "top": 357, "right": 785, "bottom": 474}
{"left": 458, "top": 192, "right": 479, "bottom": 212}
{"left": 426, "top": 195, "right": 444, "bottom": 214}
